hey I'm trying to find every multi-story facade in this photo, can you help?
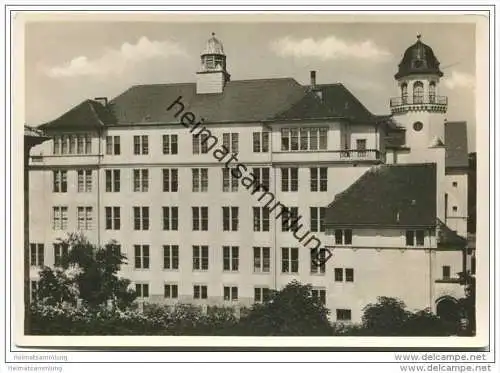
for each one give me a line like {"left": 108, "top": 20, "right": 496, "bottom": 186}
{"left": 27, "top": 34, "right": 470, "bottom": 323}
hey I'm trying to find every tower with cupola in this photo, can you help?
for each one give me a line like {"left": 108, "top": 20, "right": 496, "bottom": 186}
{"left": 196, "top": 33, "right": 231, "bottom": 94}
{"left": 390, "top": 35, "right": 447, "bottom": 151}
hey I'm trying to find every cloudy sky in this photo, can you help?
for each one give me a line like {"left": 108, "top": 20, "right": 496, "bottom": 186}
{"left": 24, "top": 17, "right": 477, "bottom": 149}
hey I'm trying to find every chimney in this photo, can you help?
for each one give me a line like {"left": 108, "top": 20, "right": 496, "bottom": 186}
{"left": 310, "top": 70, "right": 316, "bottom": 89}
{"left": 94, "top": 97, "right": 108, "bottom": 107}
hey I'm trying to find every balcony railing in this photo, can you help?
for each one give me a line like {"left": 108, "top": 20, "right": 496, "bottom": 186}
{"left": 390, "top": 95, "right": 448, "bottom": 113}
{"left": 272, "top": 149, "right": 384, "bottom": 164}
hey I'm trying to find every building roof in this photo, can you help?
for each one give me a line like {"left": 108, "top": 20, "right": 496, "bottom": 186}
{"left": 39, "top": 99, "right": 116, "bottom": 130}
{"left": 395, "top": 35, "right": 443, "bottom": 79}
{"left": 38, "top": 78, "right": 383, "bottom": 130}
{"left": 445, "top": 121, "right": 469, "bottom": 168}
{"left": 325, "top": 163, "right": 437, "bottom": 228}
{"left": 203, "top": 33, "right": 225, "bottom": 55}
{"left": 437, "top": 219, "right": 468, "bottom": 248}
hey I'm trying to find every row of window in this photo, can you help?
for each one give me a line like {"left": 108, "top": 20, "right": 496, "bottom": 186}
{"left": 52, "top": 128, "right": 340, "bottom": 157}
{"left": 57, "top": 205, "right": 327, "bottom": 233}
{"left": 29, "top": 243, "right": 338, "bottom": 275}
{"left": 52, "top": 167, "right": 328, "bottom": 193}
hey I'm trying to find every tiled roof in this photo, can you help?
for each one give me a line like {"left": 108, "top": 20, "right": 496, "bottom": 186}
{"left": 36, "top": 78, "right": 383, "bottom": 129}
{"left": 445, "top": 121, "right": 469, "bottom": 168}
{"left": 39, "top": 99, "right": 116, "bottom": 130}
{"left": 325, "top": 163, "right": 437, "bottom": 227}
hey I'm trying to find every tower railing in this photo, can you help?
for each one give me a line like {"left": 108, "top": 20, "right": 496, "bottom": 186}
{"left": 390, "top": 95, "right": 448, "bottom": 114}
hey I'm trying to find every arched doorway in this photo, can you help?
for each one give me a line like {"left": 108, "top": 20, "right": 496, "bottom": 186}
{"left": 436, "top": 296, "right": 462, "bottom": 333}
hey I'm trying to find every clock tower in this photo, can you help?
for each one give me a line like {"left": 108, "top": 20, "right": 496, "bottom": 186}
{"left": 390, "top": 35, "right": 447, "bottom": 151}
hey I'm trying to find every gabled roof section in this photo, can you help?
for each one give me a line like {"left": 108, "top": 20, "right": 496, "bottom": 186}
{"left": 39, "top": 99, "right": 116, "bottom": 131}
{"left": 317, "top": 83, "right": 378, "bottom": 123}
{"left": 273, "top": 89, "right": 340, "bottom": 120}
{"left": 109, "top": 78, "right": 307, "bottom": 125}
{"left": 445, "top": 121, "right": 469, "bottom": 168}
{"left": 437, "top": 219, "right": 467, "bottom": 249}
{"left": 325, "top": 163, "right": 437, "bottom": 227}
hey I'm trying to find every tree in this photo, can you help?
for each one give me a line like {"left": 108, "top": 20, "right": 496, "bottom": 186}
{"left": 362, "top": 297, "right": 410, "bottom": 335}
{"left": 34, "top": 234, "right": 136, "bottom": 311}
{"left": 237, "top": 281, "right": 332, "bottom": 336}
{"left": 458, "top": 270, "right": 476, "bottom": 336}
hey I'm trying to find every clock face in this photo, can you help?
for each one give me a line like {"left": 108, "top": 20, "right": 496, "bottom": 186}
{"left": 413, "top": 121, "right": 424, "bottom": 132}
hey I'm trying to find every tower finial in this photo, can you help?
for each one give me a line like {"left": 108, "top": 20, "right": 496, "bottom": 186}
{"left": 212, "top": 32, "right": 215, "bottom": 37}
{"left": 417, "top": 33, "right": 422, "bottom": 40}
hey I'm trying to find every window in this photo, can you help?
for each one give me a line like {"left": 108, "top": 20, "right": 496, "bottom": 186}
{"left": 222, "top": 168, "right": 239, "bottom": 192}
{"left": 105, "top": 169, "right": 120, "bottom": 192}
{"left": 162, "top": 169, "right": 178, "bottom": 192}
{"left": 281, "top": 128, "right": 328, "bottom": 151}
{"left": 105, "top": 207, "right": 120, "bottom": 230}
{"left": 133, "top": 169, "right": 149, "bottom": 192}
{"left": 53, "top": 136, "right": 61, "bottom": 154}
{"left": 133, "top": 135, "right": 149, "bottom": 155}
{"left": 164, "top": 284, "right": 178, "bottom": 299}
{"left": 334, "top": 229, "right": 352, "bottom": 245}
{"left": 222, "top": 206, "right": 239, "bottom": 231}
{"left": 453, "top": 206, "right": 458, "bottom": 212}
{"left": 77, "top": 136, "right": 84, "bottom": 154}
{"left": 311, "top": 288, "right": 326, "bottom": 305}
{"left": 134, "top": 244, "right": 150, "bottom": 269}
{"left": 193, "top": 133, "right": 212, "bottom": 154}
{"left": 52, "top": 170, "right": 67, "bottom": 193}
{"left": 356, "top": 139, "right": 367, "bottom": 157}
{"left": 224, "top": 286, "right": 238, "bottom": 301}
{"left": 442, "top": 265, "right": 451, "bottom": 280}
{"left": 281, "top": 247, "right": 299, "bottom": 273}
{"left": 252, "top": 167, "right": 270, "bottom": 191}
{"left": 193, "top": 285, "right": 208, "bottom": 299}
{"left": 135, "top": 283, "right": 149, "bottom": 298}
{"left": 345, "top": 268, "right": 354, "bottom": 282}
{"left": 253, "top": 132, "right": 269, "bottom": 152}
{"left": 310, "top": 249, "right": 326, "bottom": 274}
{"left": 310, "top": 207, "right": 326, "bottom": 232}
{"left": 163, "top": 245, "right": 179, "bottom": 270}
{"left": 61, "top": 135, "right": 68, "bottom": 154}
{"left": 69, "top": 136, "right": 76, "bottom": 154}
{"left": 336, "top": 309, "right": 352, "bottom": 321}
{"left": 413, "top": 81, "right": 424, "bottom": 103}
{"left": 162, "top": 206, "right": 178, "bottom": 231}
{"left": 334, "top": 268, "right": 344, "bottom": 282}
{"left": 413, "top": 121, "right": 423, "bottom": 132}
{"left": 452, "top": 181, "right": 458, "bottom": 187}
{"left": 282, "top": 207, "right": 298, "bottom": 232}
{"left": 281, "top": 168, "right": 298, "bottom": 192}
{"left": 192, "top": 206, "right": 208, "bottom": 231}
{"left": 310, "top": 167, "right": 327, "bottom": 192}
{"left": 53, "top": 243, "right": 68, "bottom": 267}
{"left": 254, "top": 287, "right": 271, "bottom": 303}
{"left": 429, "top": 82, "right": 436, "bottom": 103}
{"left": 253, "top": 247, "right": 270, "bottom": 273}
{"left": 85, "top": 135, "right": 92, "bottom": 154}
{"left": 105, "top": 136, "right": 120, "bottom": 155}
{"left": 223, "top": 246, "right": 239, "bottom": 271}
{"left": 223, "top": 133, "right": 239, "bottom": 153}
{"left": 77, "top": 206, "right": 93, "bottom": 230}
{"left": 52, "top": 206, "right": 68, "bottom": 230}
{"left": 30, "top": 243, "right": 44, "bottom": 266}
{"left": 163, "top": 134, "right": 178, "bottom": 154}
{"left": 133, "top": 206, "right": 149, "bottom": 230}
{"left": 193, "top": 245, "right": 209, "bottom": 270}
{"left": 406, "top": 230, "right": 425, "bottom": 246}
{"left": 77, "top": 169, "right": 92, "bottom": 193}
{"left": 192, "top": 168, "right": 208, "bottom": 192}
{"left": 253, "top": 207, "right": 270, "bottom": 232}
{"left": 401, "top": 82, "right": 408, "bottom": 103}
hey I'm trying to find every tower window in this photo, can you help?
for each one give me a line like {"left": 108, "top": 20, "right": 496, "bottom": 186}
{"left": 429, "top": 82, "right": 436, "bottom": 103}
{"left": 413, "top": 121, "right": 423, "bottom": 132}
{"left": 401, "top": 82, "right": 408, "bottom": 103}
{"left": 413, "top": 81, "right": 424, "bottom": 103}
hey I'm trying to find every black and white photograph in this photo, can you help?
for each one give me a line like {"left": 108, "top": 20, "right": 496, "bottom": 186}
{"left": 3, "top": 7, "right": 496, "bottom": 369}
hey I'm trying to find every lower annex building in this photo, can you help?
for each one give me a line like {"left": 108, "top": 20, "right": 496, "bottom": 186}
{"left": 27, "top": 34, "right": 472, "bottom": 323}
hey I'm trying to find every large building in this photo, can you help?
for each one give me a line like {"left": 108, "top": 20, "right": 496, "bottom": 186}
{"left": 27, "top": 34, "right": 470, "bottom": 323}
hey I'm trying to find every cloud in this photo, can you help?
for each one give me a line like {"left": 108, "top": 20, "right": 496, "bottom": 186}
{"left": 443, "top": 70, "right": 475, "bottom": 90}
{"left": 46, "top": 37, "right": 188, "bottom": 78}
{"left": 270, "top": 35, "right": 392, "bottom": 62}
